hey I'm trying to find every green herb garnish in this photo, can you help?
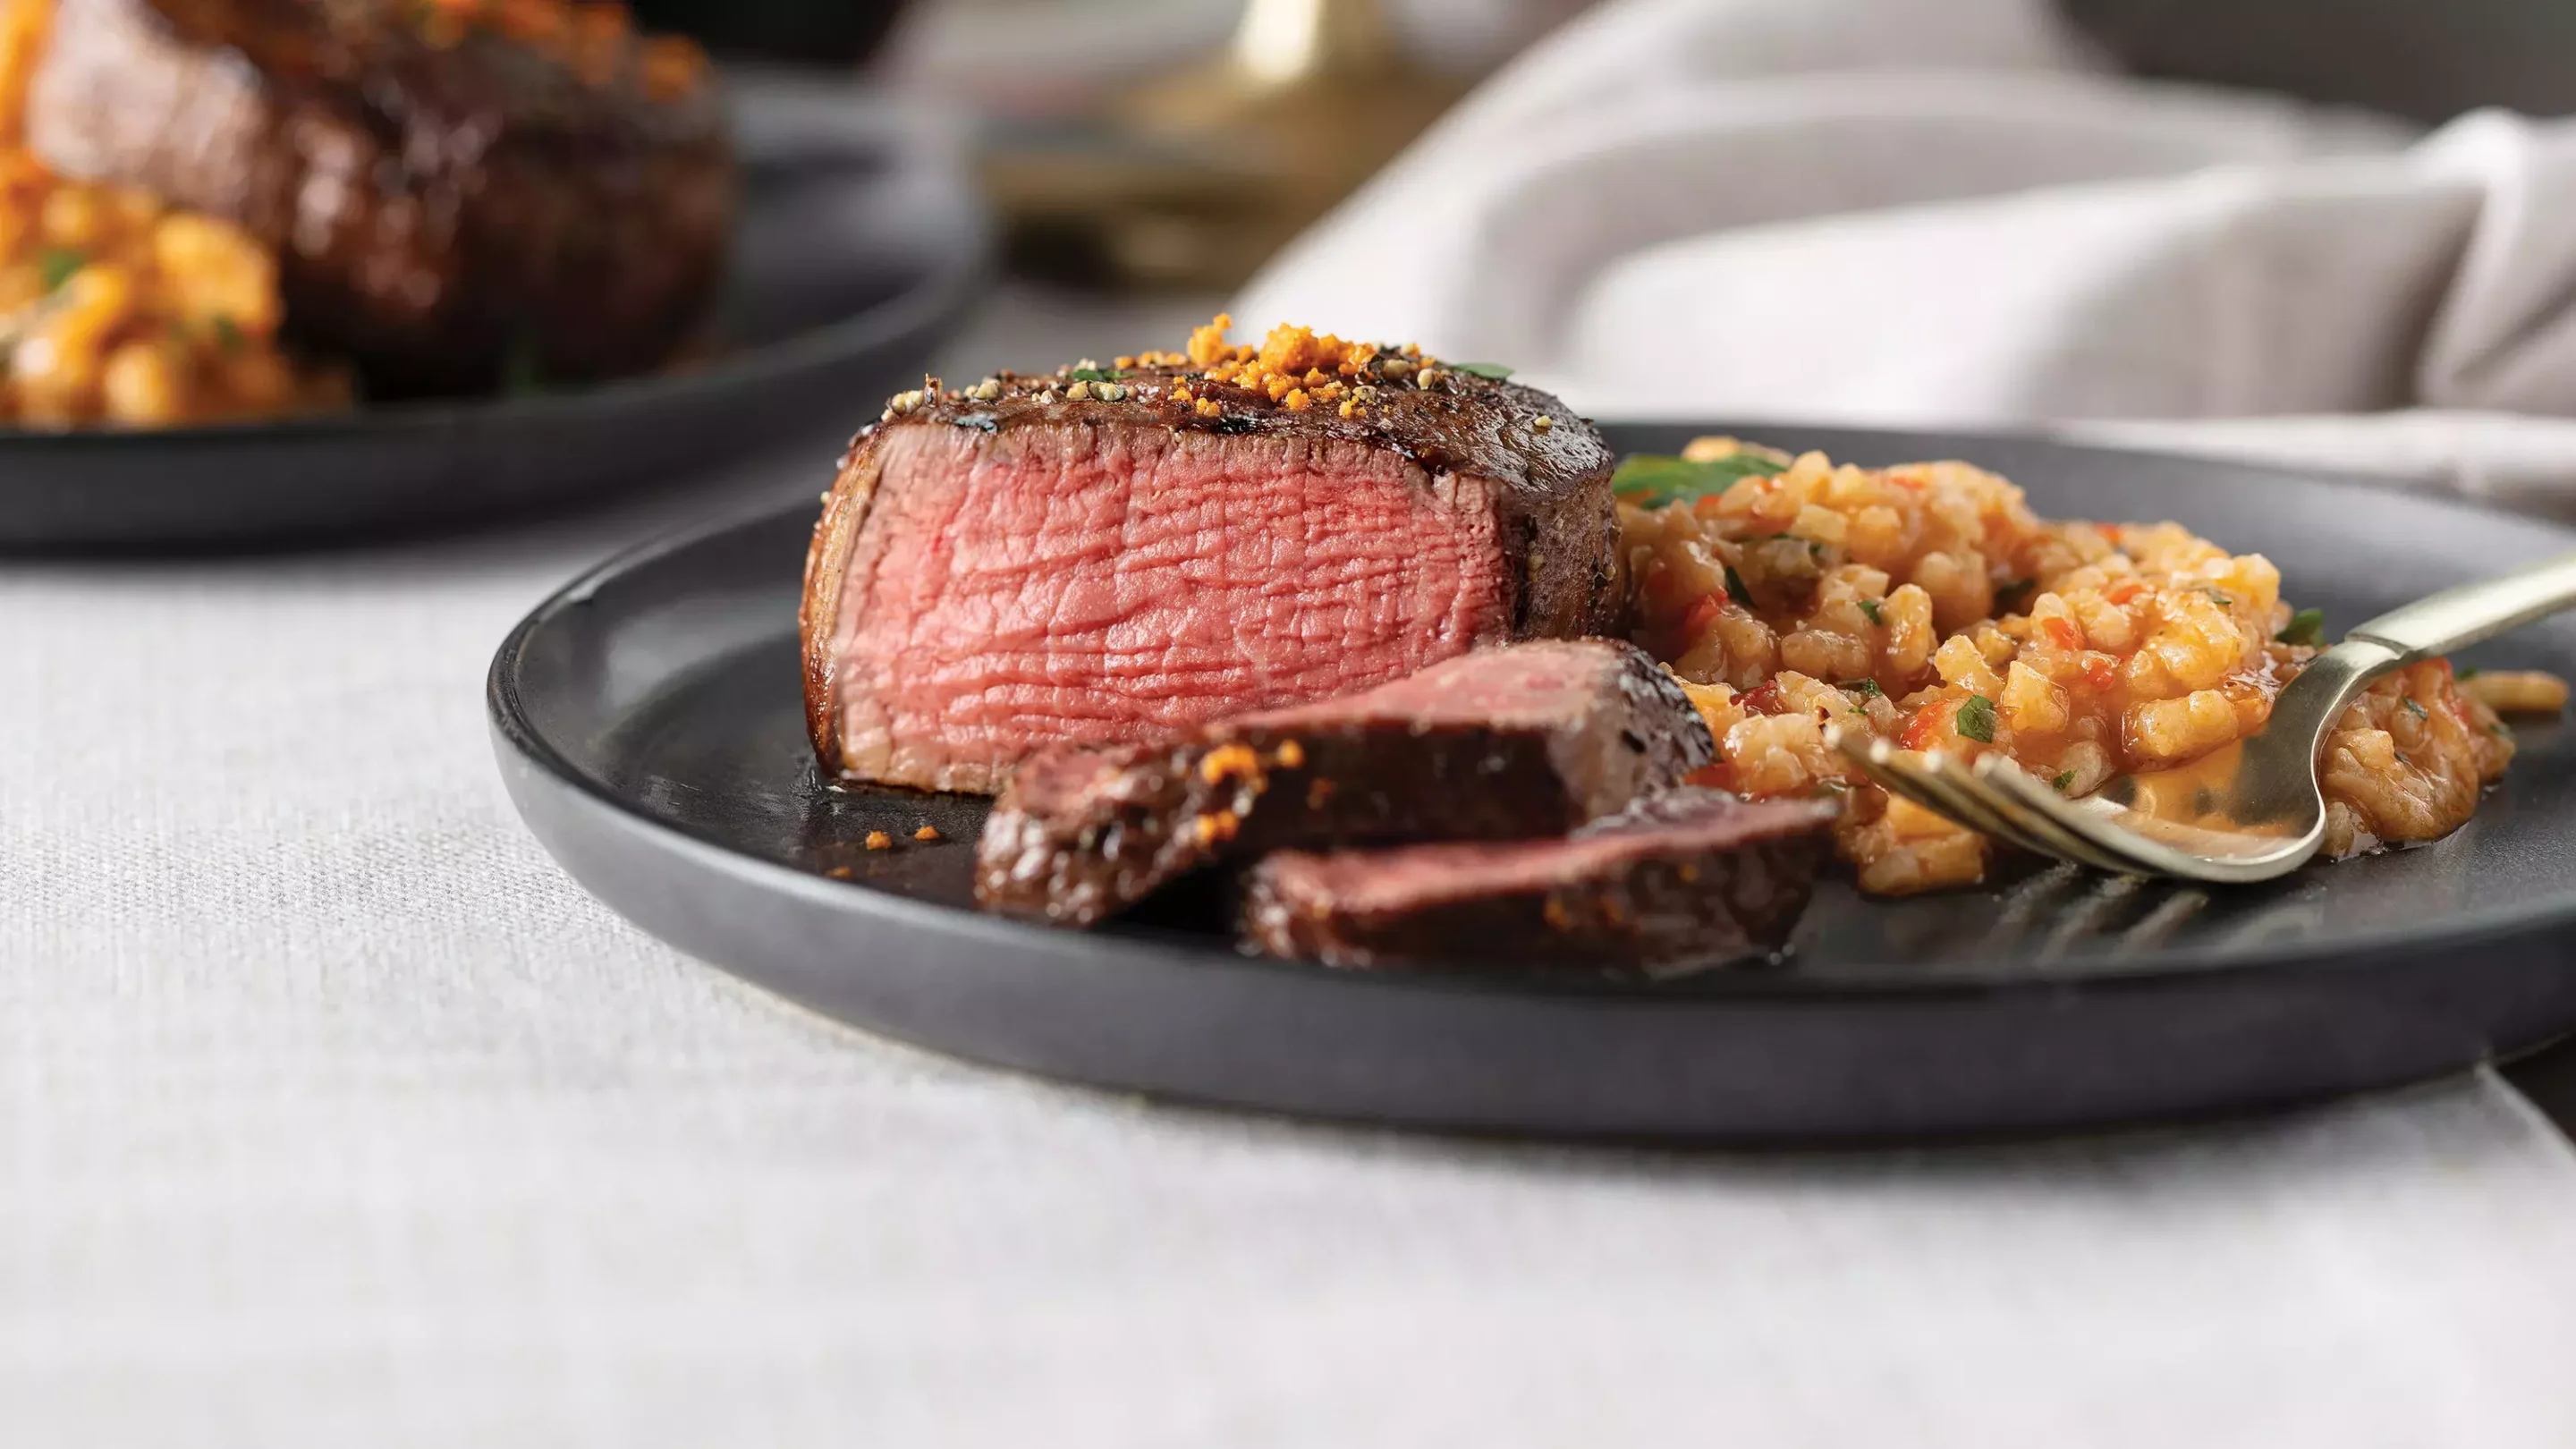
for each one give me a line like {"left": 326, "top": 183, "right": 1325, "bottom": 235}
{"left": 1956, "top": 694, "right": 1998, "bottom": 743}
{"left": 1068, "top": 367, "right": 1125, "bottom": 383}
{"left": 2402, "top": 696, "right": 2428, "bottom": 719}
{"left": 1611, "top": 450, "right": 1787, "bottom": 509}
{"left": 2276, "top": 607, "right": 2326, "bottom": 647}
{"left": 2205, "top": 589, "right": 2233, "bottom": 606}
{"left": 1723, "top": 564, "right": 1755, "bottom": 609}
{"left": 210, "top": 314, "right": 244, "bottom": 354}
{"left": 1857, "top": 598, "right": 1884, "bottom": 626}
{"left": 37, "top": 246, "right": 84, "bottom": 292}
{"left": 2459, "top": 665, "right": 2480, "bottom": 680}
{"left": 1847, "top": 678, "right": 1883, "bottom": 699}
{"left": 1451, "top": 361, "right": 1513, "bottom": 379}
{"left": 2052, "top": 770, "right": 2076, "bottom": 791}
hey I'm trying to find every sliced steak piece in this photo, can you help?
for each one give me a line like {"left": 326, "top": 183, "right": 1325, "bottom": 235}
{"left": 803, "top": 323, "right": 1620, "bottom": 795}
{"left": 975, "top": 640, "right": 1712, "bottom": 926}
{"left": 1240, "top": 789, "right": 1838, "bottom": 973}
{"left": 23, "top": 0, "right": 733, "bottom": 397}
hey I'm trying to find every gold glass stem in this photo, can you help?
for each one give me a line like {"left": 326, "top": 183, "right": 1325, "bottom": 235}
{"left": 1233, "top": 0, "right": 1402, "bottom": 84}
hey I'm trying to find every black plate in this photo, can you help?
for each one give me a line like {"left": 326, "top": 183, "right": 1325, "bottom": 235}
{"left": 1, "top": 78, "right": 987, "bottom": 552}
{"left": 488, "top": 423, "right": 2576, "bottom": 1141}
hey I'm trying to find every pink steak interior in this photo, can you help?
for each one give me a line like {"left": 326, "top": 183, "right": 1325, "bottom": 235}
{"left": 831, "top": 421, "right": 1512, "bottom": 792}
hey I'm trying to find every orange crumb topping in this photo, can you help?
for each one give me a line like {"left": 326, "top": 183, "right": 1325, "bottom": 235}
{"left": 1174, "top": 315, "right": 1441, "bottom": 420}
{"left": 1256, "top": 324, "right": 1354, "bottom": 377}
{"left": 863, "top": 830, "right": 893, "bottom": 851}
{"left": 912, "top": 826, "right": 940, "bottom": 842}
{"left": 1186, "top": 313, "right": 1251, "bottom": 369}
{"left": 1198, "top": 742, "right": 1264, "bottom": 786}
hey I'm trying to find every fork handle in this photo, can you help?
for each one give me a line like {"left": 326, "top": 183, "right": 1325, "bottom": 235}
{"left": 2344, "top": 549, "right": 2576, "bottom": 659}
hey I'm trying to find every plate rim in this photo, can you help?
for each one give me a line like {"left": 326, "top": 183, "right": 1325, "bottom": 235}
{"left": 486, "top": 422, "right": 2576, "bottom": 1000}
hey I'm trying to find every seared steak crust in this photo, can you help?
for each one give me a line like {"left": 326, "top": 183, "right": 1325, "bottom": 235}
{"left": 1240, "top": 789, "right": 1837, "bottom": 973}
{"left": 26, "top": 0, "right": 733, "bottom": 396}
{"left": 804, "top": 352, "right": 1621, "bottom": 793}
{"left": 973, "top": 641, "right": 1712, "bottom": 926}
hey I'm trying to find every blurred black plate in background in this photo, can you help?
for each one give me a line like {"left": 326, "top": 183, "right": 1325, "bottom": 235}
{"left": 629, "top": 0, "right": 910, "bottom": 66}
{"left": 0, "top": 77, "right": 987, "bottom": 553}
{"left": 489, "top": 424, "right": 2576, "bottom": 1142}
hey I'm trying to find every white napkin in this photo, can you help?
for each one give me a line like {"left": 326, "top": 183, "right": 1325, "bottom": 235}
{"left": 1233, "top": 0, "right": 2576, "bottom": 504}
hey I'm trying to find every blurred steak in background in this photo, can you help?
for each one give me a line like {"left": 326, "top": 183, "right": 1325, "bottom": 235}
{"left": 23, "top": 0, "right": 733, "bottom": 398}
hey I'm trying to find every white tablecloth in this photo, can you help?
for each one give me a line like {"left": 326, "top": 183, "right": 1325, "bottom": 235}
{"left": 11, "top": 324, "right": 2576, "bottom": 1438}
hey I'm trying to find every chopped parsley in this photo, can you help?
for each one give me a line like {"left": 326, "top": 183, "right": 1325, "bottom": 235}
{"left": 37, "top": 246, "right": 84, "bottom": 292}
{"left": 1846, "top": 678, "right": 1883, "bottom": 699}
{"left": 2458, "top": 665, "right": 2480, "bottom": 681}
{"left": 2401, "top": 696, "right": 2428, "bottom": 719}
{"left": 1610, "top": 450, "right": 1786, "bottom": 509}
{"left": 1857, "top": 598, "right": 1884, "bottom": 626}
{"left": 1067, "top": 367, "right": 1125, "bottom": 382}
{"left": 2052, "top": 770, "right": 2076, "bottom": 791}
{"left": 1451, "top": 361, "right": 1513, "bottom": 379}
{"left": 1956, "top": 693, "right": 1998, "bottom": 743}
{"left": 2205, "top": 589, "right": 2233, "bottom": 606}
{"left": 1723, "top": 563, "right": 1755, "bottom": 609}
{"left": 2276, "top": 607, "right": 2326, "bottom": 647}
{"left": 209, "top": 314, "right": 244, "bottom": 354}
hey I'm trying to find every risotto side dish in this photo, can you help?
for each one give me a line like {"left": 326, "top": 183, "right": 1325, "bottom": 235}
{"left": 1618, "top": 438, "right": 2546, "bottom": 895}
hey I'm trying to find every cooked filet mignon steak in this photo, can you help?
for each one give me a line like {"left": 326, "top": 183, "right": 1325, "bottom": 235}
{"left": 23, "top": 0, "right": 733, "bottom": 396}
{"left": 1240, "top": 789, "right": 1837, "bottom": 973}
{"left": 804, "top": 320, "right": 1622, "bottom": 795}
{"left": 975, "top": 640, "right": 1712, "bottom": 926}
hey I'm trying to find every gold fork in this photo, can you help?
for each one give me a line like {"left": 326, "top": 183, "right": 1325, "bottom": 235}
{"left": 1826, "top": 550, "right": 2576, "bottom": 883}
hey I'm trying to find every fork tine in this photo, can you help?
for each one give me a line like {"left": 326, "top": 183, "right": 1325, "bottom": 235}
{"left": 1826, "top": 726, "right": 2070, "bottom": 862}
{"left": 1928, "top": 751, "right": 2152, "bottom": 876}
{"left": 1966, "top": 754, "right": 2168, "bottom": 875}
{"left": 1905, "top": 751, "right": 2104, "bottom": 864}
